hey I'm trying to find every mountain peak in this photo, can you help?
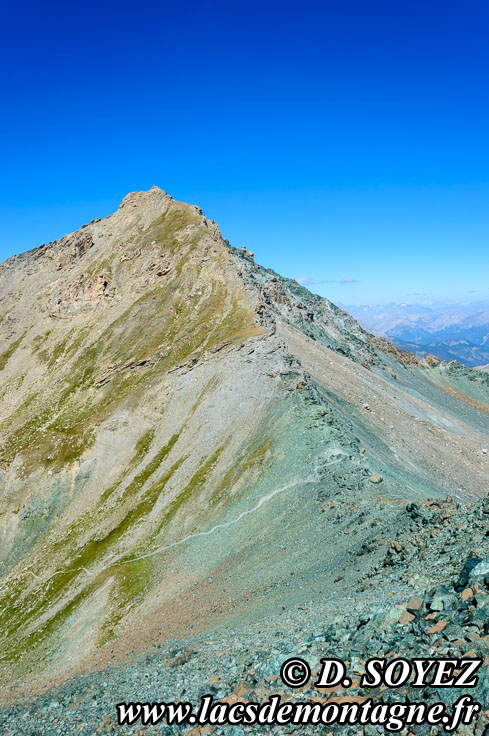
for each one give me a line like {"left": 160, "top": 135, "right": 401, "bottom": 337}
{"left": 118, "top": 185, "right": 172, "bottom": 211}
{"left": 1, "top": 192, "right": 489, "bottom": 707}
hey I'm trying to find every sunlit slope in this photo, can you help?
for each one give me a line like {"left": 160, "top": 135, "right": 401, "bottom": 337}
{"left": 1, "top": 187, "right": 488, "bottom": 695}
{"left": 0, "top": 188, "right": 266, "bottom": 680}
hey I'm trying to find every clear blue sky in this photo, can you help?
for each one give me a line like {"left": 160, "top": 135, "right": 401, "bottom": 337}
{"left": 1, "top": 0, "right": 488, "bottom": 305}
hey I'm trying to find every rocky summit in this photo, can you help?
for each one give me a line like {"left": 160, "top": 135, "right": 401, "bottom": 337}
{"left": 1, "top": 187, "right": 489, "bottom": 734}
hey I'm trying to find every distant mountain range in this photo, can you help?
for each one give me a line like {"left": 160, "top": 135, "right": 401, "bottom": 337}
{"left": 343, "top": 301, "right": 489, "bottom": 367}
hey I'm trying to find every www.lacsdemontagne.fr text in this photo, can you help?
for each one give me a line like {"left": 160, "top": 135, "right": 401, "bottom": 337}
{"left": 116, "top": 693, "right": 481, "bottom": 732}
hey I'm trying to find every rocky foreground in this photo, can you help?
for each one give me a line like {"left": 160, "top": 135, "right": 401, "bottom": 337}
{"left": 3, "top": 510, "right": 489, "bottom": 734}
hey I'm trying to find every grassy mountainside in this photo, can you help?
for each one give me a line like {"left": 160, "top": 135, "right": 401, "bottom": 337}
{"left": 1, "top": 188, "right": 489, "bottom": 712}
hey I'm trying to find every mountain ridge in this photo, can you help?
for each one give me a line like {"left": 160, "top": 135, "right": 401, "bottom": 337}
{"left": 1, "top": 188, "right": 489, "bottom": 714}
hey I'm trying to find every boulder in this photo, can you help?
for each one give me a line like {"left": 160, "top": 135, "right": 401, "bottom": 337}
{"left": 456, "top": 555, "right": 483, "bottom": 591}
{"left": 369, "top": 473, "right": 383, "bottom": 484}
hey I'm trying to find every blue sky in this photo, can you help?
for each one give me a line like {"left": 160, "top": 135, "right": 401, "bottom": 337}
{"left": 0, "top": 0, "right": 488, "bottom": 306}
